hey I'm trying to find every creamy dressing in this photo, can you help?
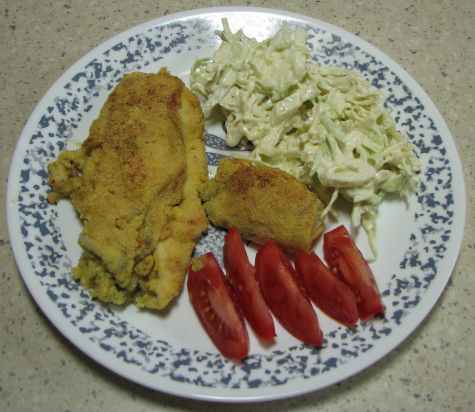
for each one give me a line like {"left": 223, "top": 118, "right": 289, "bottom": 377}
{"left": 190, "top": 19, "right": 421, "bottom": 256}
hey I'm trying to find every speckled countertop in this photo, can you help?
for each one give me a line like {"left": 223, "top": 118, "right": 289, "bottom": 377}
{"left": 1, "top": 1, "right": 474, "bottom": 411}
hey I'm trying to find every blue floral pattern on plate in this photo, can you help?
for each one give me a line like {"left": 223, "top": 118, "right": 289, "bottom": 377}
{"left": 7, "top": 8, "right": 465, "bottom": 401}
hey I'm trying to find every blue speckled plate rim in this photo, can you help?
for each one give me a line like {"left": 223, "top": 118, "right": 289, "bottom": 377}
{"left": 6, "top": 6, "right": 466, "bottom": 403}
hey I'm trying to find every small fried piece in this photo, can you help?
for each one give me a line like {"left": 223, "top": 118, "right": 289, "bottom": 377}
{"left": 201, "top": 158, "right": 325, "bottom": 251}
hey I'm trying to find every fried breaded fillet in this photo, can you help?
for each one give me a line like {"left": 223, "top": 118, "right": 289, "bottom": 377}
{"left": 48, "top": 69, "right": 208, "bottom": 309}
{"left": 136, "top": 78, "right": 209, "bottom": 310}
{"left": 201, "top": 158, "right": 325, "bottom": 252}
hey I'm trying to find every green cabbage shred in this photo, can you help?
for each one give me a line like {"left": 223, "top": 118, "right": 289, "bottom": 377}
{"left": 190, "top": 19, "right": 421, "bottom": 257}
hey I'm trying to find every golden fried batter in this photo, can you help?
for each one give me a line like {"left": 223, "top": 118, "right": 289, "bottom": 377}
{"left": 201, "top": 158, "right": 325, "bottom": 252}
{"left": 136, "top": 77, "right": 209, "bottom": 309}
{"left": 48, "top": 69, "right": 208, "bottom": 309}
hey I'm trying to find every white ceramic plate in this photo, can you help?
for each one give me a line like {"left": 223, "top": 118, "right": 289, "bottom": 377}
{"left": 6, "top": 7, "right": 465, "bottom": 402}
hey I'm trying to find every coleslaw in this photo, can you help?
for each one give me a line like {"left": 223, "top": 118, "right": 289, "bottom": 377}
{"left": 190, "top": 19, "right": 421, "bottom": 256}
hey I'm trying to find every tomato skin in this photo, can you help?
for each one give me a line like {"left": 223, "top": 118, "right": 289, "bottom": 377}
{"left": 224, "top": 228, "right": 276, "bottom": 342}
{"left": 255, "top": 241, "right": 323, "bottom": 347}
{"left": 323, "top": 225, "right": 384, "bottom": 321}
{"left": 294, "top": 250, "right": 359, "bottom": 327}
{"left": 187, "top": 253, "right": 249, "bottom": 360}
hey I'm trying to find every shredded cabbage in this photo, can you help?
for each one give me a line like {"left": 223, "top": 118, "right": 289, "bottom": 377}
{"left": 190, "top": 19, "right": 421, "bottom": 256}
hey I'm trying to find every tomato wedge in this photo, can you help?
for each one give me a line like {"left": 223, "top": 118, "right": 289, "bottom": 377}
{"left": 187, "top": 253, "right": 249, "bottom": 360}
{"left": 294, "top": 250, "right": 359, "bottom": 327}
{"left": 224, "top": 228, "right": 276, "bottom": 342}
{"left": 323, "top": 225, "right": 384, "bottom": 320}
{"left": 255, "top": 241, "right": 323, "bottom": 347}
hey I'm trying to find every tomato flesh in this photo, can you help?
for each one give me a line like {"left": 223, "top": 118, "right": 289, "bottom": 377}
{"left": 324, "top": 225, "right": 384, "bottom": 320}
{"left": 294, "top": 250, "right": 358, "bottom": 327}
{"left": 255, "top": 241, "right": 323, "bottom": 347}
{"left": 224, "top": 228, "right": 276, "bottom": 342}
{"left": 187, "top": 253, "right": 249, "bottom": 360}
